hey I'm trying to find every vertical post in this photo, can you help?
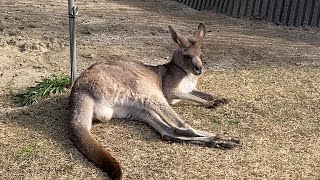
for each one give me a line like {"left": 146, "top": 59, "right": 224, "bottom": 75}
{"left": 68, "top": 0, "right": 78, "bottom": 82}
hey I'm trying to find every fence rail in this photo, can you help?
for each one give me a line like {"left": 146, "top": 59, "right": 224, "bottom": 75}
{"left": 177, "top": 0, "right": 320, "bottom": 27}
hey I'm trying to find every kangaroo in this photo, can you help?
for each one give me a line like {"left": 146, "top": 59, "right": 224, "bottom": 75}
{"left": 68, "top": 23, "right": 240, "bottom": 180}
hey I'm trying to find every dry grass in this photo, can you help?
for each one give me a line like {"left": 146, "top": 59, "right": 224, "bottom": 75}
{"left": 1, "top": 66, "right": 319, "bottom": 179}
{"left": 1, "top": 0, "right": 320, "bottom": 179}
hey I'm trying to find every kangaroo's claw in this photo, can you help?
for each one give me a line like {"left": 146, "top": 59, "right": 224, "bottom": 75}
{"left": 213, "top": 98, "right": 230, "bottom": 106}
{"left": 206, "top": 134, "right": 241, "bottom": 149}
{"left": 205, "top": 98, "right": 230, "bottom": 109}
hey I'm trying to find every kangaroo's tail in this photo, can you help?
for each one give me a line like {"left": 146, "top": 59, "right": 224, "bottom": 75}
{"left": 68, "top": 92, "right": 122, "bottom": 180}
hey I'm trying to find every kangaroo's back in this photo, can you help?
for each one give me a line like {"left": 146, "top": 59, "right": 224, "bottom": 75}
{"left": 73, "top": 62, "right": 165, "bottom": 98}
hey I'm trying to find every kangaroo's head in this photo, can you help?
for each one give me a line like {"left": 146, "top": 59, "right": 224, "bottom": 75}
{"left": 169, "top": 23, "right": 206, "bottom": 76}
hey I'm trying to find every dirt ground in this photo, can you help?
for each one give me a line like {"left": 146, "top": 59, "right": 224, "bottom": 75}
{"left": 0, "top": 0, "right": 319, "bottom": 179}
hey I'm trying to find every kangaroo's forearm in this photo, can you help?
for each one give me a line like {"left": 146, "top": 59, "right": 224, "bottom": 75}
{"left": 190, "top": 90, "right": 215, "bottom": 101}
{"left": 170, "top": 92, "right": 210, "bottom": 106}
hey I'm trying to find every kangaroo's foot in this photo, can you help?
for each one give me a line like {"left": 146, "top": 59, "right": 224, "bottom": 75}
{"left": 205, "top": 134, "right": 241, "bottom": 149}
{"left": 161, "top": 132, "right": 241, "bottom": 149}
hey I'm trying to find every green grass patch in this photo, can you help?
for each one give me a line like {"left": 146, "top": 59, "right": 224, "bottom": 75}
{"left": 14, "top": 145, "right": 39, "bottom": 159}
{"left": 13, "top": 75, "right": 71, "bottom": 106}
{"left": 228, "top": 119, "right": 241, "bottom": 125}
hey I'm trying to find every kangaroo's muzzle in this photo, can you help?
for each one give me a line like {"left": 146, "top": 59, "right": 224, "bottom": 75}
{"left": 192, "top": 57, "right": 203, "bottom": 75}
{"left": 193, "top": 65, "right": 203, "bottom": 75}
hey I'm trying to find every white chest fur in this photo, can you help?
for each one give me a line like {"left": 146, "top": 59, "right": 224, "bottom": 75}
{"left": 177, "top": 75, "right": 198, "bottom": 93}
{"left": 168, "top": 75, "right": 198, "bottom": 105}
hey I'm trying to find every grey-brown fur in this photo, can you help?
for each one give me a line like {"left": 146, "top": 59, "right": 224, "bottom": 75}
{"left": 68, "top": 23, "right": 240, "bottom": 180}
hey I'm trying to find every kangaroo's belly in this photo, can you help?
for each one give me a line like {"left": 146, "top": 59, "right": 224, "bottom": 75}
{"left": 94, "top": 101, "right": 142, "bottom": 122}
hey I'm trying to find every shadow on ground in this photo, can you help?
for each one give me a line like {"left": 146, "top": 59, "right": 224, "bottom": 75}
{"left": 4, "top": 93, "right": 162, "bottom": 168}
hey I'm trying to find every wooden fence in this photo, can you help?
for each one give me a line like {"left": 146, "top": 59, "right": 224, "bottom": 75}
{"left": 177, "top": 0, "right": 320, "bottom": 27}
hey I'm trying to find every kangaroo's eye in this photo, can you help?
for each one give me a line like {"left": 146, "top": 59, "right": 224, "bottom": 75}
{"left": 183, "top": 54, "right": 192, "bottom": 60}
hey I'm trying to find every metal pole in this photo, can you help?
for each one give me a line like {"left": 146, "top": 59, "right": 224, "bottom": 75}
{"left": 68, "top": 0, "right": 78, "bottom": 82}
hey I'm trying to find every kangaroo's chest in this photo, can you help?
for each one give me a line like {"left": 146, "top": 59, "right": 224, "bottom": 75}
{"left": 176, "top": 76, "right": 198, "bottom": 93}
{"left": 167, "top": 76, "right": 198, "bottom": 105}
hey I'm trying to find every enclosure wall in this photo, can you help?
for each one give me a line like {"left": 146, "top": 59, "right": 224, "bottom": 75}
{"left": 177, "top": 0, "right": 320, "bottom": 27}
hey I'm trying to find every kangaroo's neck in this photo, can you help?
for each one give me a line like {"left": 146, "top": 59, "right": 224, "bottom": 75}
{"left": 148, "top": 49, "right": 198, "bottom": 82}
{"left": 162, "top": 61, "right": 185, "bottom": 76}
{"left": 165, "top": 49, "right": 192, "bottom": 77}
{"left": 152, "top": 62, "right": 187, "bottom": 79}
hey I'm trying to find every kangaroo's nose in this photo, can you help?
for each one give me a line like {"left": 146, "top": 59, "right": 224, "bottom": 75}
{"left": 194, "top": 66, "right": 203, "bottom": 75}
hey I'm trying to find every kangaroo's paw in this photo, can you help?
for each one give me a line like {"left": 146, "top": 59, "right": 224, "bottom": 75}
{"left": 206, "top": 98, "right": 230, "bottom": 109}
{"left": 206, "top": 134, "right": 241, "bottom": 149}
{"left": 213, "top": 98, "right": 230, "bottom": 106}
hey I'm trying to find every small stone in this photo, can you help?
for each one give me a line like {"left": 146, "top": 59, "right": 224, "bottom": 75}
{"left": 82, "top": 53, "right": 95, "bottom": 59}
{"left": 8, "top": 31, "right": 18, "bottom": 36}
{"left": 28, "top": 24, "right": 39, "bottom": 28}
{"left": 0, "top": 41, "right": 7, "bottom": 47}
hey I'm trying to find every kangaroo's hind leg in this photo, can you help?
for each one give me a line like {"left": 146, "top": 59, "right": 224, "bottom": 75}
{"left": 131, "top": 109, "right": 240, "bottom": 149}
{"left": 147, "top": 102, "right": 222, "bottom": 138}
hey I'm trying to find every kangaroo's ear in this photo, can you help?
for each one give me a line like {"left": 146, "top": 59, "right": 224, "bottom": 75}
{"left": 168, "top": 26, "right": 190, "bottom": 48}
{"left": 193, "top": 23, "right": 206, "bottom": 40}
